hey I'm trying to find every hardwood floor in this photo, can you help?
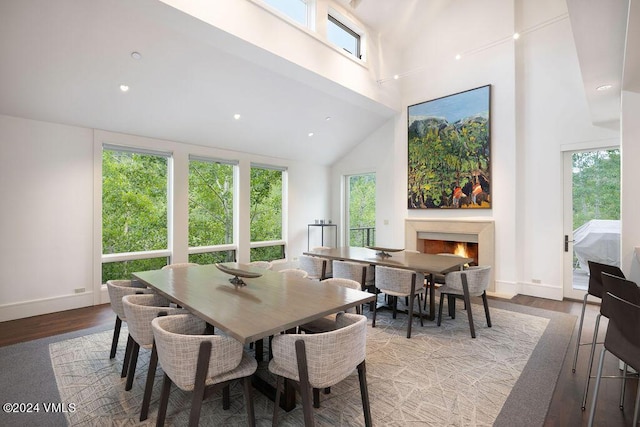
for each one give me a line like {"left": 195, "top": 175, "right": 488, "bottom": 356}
{"left": 0, "top": 296, "right": 636, "bottom": 426}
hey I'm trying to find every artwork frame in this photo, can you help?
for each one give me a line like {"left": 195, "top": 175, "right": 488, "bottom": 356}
{"left": 407, "top": 85, "right": 491, "bottom": 209}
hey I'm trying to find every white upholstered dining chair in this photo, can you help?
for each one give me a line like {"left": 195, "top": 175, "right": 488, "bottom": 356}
{"left": 121, "top": 293, "right": 188, "bottom": 421}
{"left": 269, "top": 312, "right": 372, "bottom": 427}
{"left": 372, "top": 265, "right": 425, "bottom": 338}
{"left": 152, "top": 314, "right": 257, "bottom": 427}
{"left": 279, "top": 268, "right": 309, "bottom": 279}
{"left": 298, "top": 255, "right": 329, "bottom": 280}
{"left": 437, "top": 266, "right": 492, "bottom": 338}
{"left": 106, "top": 279, "right": 153, "bottom": 376}
{"left": 161, "top": 262, "right": 199, "bottom": 270}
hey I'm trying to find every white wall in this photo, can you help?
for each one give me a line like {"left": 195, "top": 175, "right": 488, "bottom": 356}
{"left": 0, "top": 115, "right": 95, "bottom": 320}
{"left": 515, "top": 0, "right": 620, "bottom": 299}
{"left": 159, "top": 0, "right": 401, "bottom": 111}
{"left": 0, "top": 114, "right": 329, "bottom": 321}
{"left": 331, "top": 0, "right": 621, "bottom": 300}
{"left": 330, "top": 119, "right": 397, "bottom": 246}
{"left": 621, "top": 90, "right": 640, "bottom": 283}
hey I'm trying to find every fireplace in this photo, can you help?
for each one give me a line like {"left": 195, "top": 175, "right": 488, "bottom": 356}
{"left": 405, "top": 219, "right": 495, "bottom": 290}
{"left": 422, "top": 240, "right": 479, "bottom": 265}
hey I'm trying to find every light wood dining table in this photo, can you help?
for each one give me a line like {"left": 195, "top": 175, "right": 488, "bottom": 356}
{"left": 303, "top": 246, "right": 473, "bottom": 320}
{"left": 131, "top": 262, "right": 375, "bottom": 410}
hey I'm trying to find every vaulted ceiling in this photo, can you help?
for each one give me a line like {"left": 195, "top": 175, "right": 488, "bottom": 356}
{"left": 0, "top": 0, "right": 636, "bottom": 166}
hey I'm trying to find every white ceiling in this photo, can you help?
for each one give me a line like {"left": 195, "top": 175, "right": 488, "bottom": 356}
{"left": 0, "top": 0, "right": 635, "bottom": 164}
{"left": 0, "top": 0, "right": 395, "bottom": 166}
{"left": 566, "top": 0, "right": 631, "bottom": 128}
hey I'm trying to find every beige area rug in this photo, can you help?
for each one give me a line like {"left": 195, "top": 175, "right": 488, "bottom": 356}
{"left": 49, "top": 301, "right": 559, "bottom": 426}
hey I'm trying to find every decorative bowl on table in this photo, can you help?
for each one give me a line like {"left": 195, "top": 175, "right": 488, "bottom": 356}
{"left": 365, "top": 246, "right": 404, "bottom": 258}
{"left": 215, "top": 263, "right": 262, "bottom": 288}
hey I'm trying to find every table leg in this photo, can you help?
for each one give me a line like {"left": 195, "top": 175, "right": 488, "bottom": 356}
{"left": 251, "top": 376, "right": 296, "bottom": 412}
{"left": 254, "top": 339, "right": 264, "bottom": 362}
{"left": 428, "top": 273, "right": 435, "bottom": 321}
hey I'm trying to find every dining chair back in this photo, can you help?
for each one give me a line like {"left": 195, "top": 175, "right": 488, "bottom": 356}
{"left": 298, "top": 278, "right": 364, "bottom": 335}
{"left": 279, "top": 268, "right": 309, "bottom": 279}
{"left": 373, "top": 265, "right": 425, "bottom": 338}
{"left": 578, "top": 264, "right": 626, "bottom": 410}
{"left": 588, "top": 274, "right": 640, "bottom": 426}
{"left": 311, "top": 247, "right": 333, "bottom": 276}
{"left": 248, "top": 261, "right": 273, "bottom": 270}
{"left": 437, "top": 266, "right": 491, "bottom": 338}
{"left": 152, "top": 314, "right": 257, "bottom": 427}
{"left": 572, "top": 261, "right": 625, "bottom": 374}
{"left": 161, "top": 262, "right": 199, "bottom": 270}
{"left": 122, "top": 294, "right": 187, "bottom": 421}
{"left": 106, "top": 279, "right": 153, "bottom": 373}
{"left": 269, "top": 312, "right": 371, "bottom": 427}
{"left": 298, "top": 255, "right": 328, "bottom": 280}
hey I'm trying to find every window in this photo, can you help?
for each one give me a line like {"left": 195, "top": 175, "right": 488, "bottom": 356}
{"left": 327, "top": 14, "right": 361, "bottom": 58}
{"left": 188, "top": 156, "right": 235, "bottom": 246}
{"left": 188, "top": 156, "right": 237, "bottom": 264}
{"left": 262, "top": 0, "right": 311, "bottom": 27}
{"left": 346, "top": 173, "right": 376, "bottom": 246}
{"left": 189, "top": 250, "right": 236, "bottom": 264}
{"left": 250, "top": 164, "right": 286, "bottom": 261}
{"left": 102, "top": 146, "right": 170, "bottom": 282}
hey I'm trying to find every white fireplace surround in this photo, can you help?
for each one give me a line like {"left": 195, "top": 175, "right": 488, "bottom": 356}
{"left": 405, "top": 218, "right": 495, "bottom": 291}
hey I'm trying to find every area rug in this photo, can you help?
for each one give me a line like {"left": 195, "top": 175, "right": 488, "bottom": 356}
{"left": 1, "top": 299, "right": 575, "bottom": 426}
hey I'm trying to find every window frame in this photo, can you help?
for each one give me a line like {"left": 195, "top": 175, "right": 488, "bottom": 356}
{"left": 259, "top": 0, "right": 315, "bottom": 30}
{"left": 249, "top": 163, "right": 287, "bottom": 261}
{"left": 327, "top": 12, "right": 362, "bottom": 59}
{"left": 187, "top": 155, "right": 238, "bottom": 258}
{"left": 100, "top": 144, "right": 172, "bottom": 283}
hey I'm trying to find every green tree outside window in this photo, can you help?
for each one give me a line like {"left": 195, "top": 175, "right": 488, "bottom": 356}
{"left": 250, "top": 167, "right": 284, "bottom": 261}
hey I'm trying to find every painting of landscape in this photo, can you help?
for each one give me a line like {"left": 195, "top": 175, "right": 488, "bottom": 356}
{"left": 408, "top": 85, "right": 491, "bottom": 209}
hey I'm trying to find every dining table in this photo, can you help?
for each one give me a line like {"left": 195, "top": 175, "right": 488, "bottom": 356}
{"left": 303, "top": 246, "right": 473, "bottom": 320}
{"left": 131, "top": 262, "right": 375, "bottom": 411}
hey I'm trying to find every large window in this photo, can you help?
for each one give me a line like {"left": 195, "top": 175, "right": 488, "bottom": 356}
{"left": 102, "top": 146, "right": 170, "bottom": 282}
{"left": 188, "top": 157, "right": 236, "bottom": 263}
{"left": 250, "top": 164, "right": 285, "bottom": 261}
{"left": 327, "top": 14, "right": 361, "bottom": 59}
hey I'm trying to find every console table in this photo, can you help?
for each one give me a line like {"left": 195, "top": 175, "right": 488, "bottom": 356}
{"left": 307, "top": 223, "right": 337, "bottom": 250}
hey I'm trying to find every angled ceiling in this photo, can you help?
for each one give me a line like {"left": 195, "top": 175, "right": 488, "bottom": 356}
{"left": 1, "top": 0, "right": 635, "bottom": 163}
{"left": 0, "top": 0, "right": 395, "bottom": 166}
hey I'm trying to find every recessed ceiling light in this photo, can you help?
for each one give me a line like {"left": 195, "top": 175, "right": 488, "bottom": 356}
{"left": 596, "top": 84, "right": 613, "bottom": 91}
{"left": 119, "top": 85, "right": 129, "bottom": 92}
{"left": 233, "top": 114, "right": 241, "bottom": 120}
{"left": 513, "top": 33, "right": 520, "bottom": 40}
{"left": 393, "top": 74, "right": 399, "bottom": 80}
{"left": 455, "top": 54, "right": 461, "bottom": 60}
{"left": 131, "top": 51, "right": 142, "bottom": 60}
{"left": 308, "top": 132, "right": 314, "bottom": 137}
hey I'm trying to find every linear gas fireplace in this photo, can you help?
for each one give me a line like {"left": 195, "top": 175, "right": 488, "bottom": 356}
{"left": 404, "top": 219, "right": 495, "bottom": 290}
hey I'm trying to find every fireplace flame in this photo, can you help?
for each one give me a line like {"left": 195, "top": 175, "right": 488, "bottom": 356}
{"left": 454, "top": 242, "right": 468, "bottom": 258}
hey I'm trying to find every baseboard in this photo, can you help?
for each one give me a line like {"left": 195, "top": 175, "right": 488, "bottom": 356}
{"left": 518, "top": 281, "right": 563, "bottom": 301}
{"left": 0, "top": 292, "right": 94, "bottom": 322}
{"left": 491, "top": 280, "right": 563, "bottom": 301}
{"left": 492, "top": 280, "right": 519, "bottom": 298}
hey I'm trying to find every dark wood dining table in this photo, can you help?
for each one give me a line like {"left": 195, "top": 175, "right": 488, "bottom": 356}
{"left": 303, "top": 246, "right": 473, "bottom": 320}
{"left": 131, "top": 262, "right": 375, "bottom": 410}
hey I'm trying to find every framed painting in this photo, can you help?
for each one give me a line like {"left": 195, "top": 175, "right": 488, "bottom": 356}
{"left": 408, "top": 85, "right": 491, "bottom": 209}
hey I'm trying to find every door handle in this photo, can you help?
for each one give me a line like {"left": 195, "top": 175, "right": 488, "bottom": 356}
{"left": 564, "top": 235, "right": 575, "bottom": 252}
